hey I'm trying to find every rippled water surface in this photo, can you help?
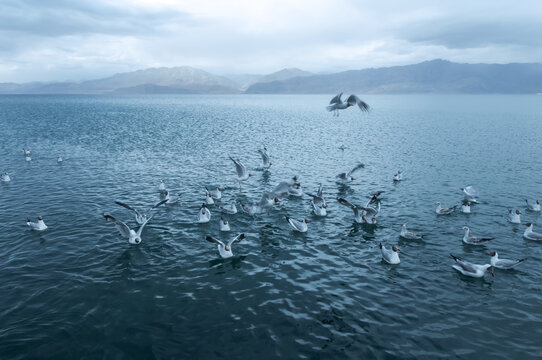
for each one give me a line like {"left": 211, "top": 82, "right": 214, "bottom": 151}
{"left": 1, "top": 94, "right": 542, "bottom": 359}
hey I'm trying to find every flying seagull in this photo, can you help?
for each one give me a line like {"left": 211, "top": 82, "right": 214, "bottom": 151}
{"left": 326, "top": 93, "right": 370, "bottom": 116}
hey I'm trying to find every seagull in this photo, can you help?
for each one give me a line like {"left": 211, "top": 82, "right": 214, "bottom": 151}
{"left": 219, "top": 203, "right": 238, "bottom": 215}
{"left": 229, "top": 156, "right": 252, "bottom": 185}
{"left": 205, "top": 233, "right": 245, "bottom": 259}
{"left": 337, "top": 163, "right": 365, "bottom": 183}
{"left": 198, "top": 203, "right": 211, "bottom": 223}
{"left": 204, "top": 189, "right": 215, "bottom": 205}
{"left": 57, "top": 156, "right": 63, "bottom": 163}
{"left": 26, "top": 216, "right": 47, "bottom": 231}
{"left": 486, "top": 251, "right": 526, "bottom": 269}
{"left": 22, "top": 148, "right": 31, "bottom": 156}
{"left": 288, "top": 183, "right": 303, "bottom": 197}
{"left": 508, "top": 209, "right": 521, "bottom": 224}
{"left": 379, "top": 243, "right": 400, "bottom": 264}
{"left": 338, "top": 198, "right": 367, "bottom": 223}
{"left": 115, "top": 199, "right": 167, "bottom": 225}
{"left": 257, "top": 146, "right": 271, "bottom": 168}
{"left": 435, "top": 202, "right": 456, "bottom": 215}
{"left": 207, "top": 187, "right": 224, "bottom": 200}
{"left": 393, "top": 171, "right": 403, "bottom": 181}
{"left": 158, "top": 180, "right": 167, "bottom": 194}
{"left": 239, "top": 201, "right": 262, "bottom": 216}
{"left": 164, "top": 191, "right": 181, "bottom": 204}
{"left": 307, "top": 184, "right": 327, "bottom": 209}
{"left": 525, "top": 199, "right": 541, "bottom": 212}
{"left": 462, "top": 226, "right": 494, "bottom": 245}
{"left": 523, "top": 222, "right": 542, "bottom": 240}
{"left": 25, "top": 156, "right": 31, "bottom": 162}
{"left": 285, "top": 216, "right": 310, "bottom": 233}
{"left": 258, "top": 192, "right": 281, "bottom": 211}
{"left": 311, "top": 200, "right": 327, "bottom": 217}
{"left": 103, "top": 214, "right": 151, "bottom": 244}
{"left": 1, "top": 172, "right": 11, "bottom": 182}
{"left": 450, "top": 254, "right": 494, "bottom": 278}
{"left": 220, "top": 217, "right": 231, "bottom": 232}
{"left": 326, "top": 93, "right": 370, "bottom": 116}
{"left": 460, "top": 186, "right": 479, "bottom": 203}
{"left": 271, "top": 176, "right": 298, "bottom": 198}
{"left": 461, "top": 201, "right": 471, "bottom": 214}
{"left": 400, "top": 224, "right": 423, "bottom": 240}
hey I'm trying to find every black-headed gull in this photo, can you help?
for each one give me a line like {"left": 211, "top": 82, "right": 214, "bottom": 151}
{"left": 204, "top": 188, "right": 215, "bottom": 205}
{"left": 26, "top": 216, "right": 47, "bottom": 231}
{"left": 312, "top": 200, "right": 327, "bottom": 217}
{"left": 461, "top": 201, "right": 471, "bottom": 214}
{"left": 460, "top": 186, "right": 478, "bottom": 203}
{"left": 326, "top": 93, "right": 370, "bottom": 116}
{"left": 103, "top": 214, "right": 151, "bottom": 244}
{"left": 158, "top": 180, "right": 167, "bottom": 194}
{"left": 486, "top": 251, "right": 526, "bottom": 269}
{"left": 285, "top": 216, "right": 310, "bottom": 232}
{"left": 115, "top": 199, "right": 167, "bottom": 225}
{"left": 220, "top": 217, "right": 230, "bottom": 232}
{"left": 523, "top": 222, "right": 542, "bottom": 240}
{"left": 205, "top": 233, "right": 245, "bottom": 258}
{"left": 435, "top": 202, "right": 456, "bottom": 215}
{"left": 337, "top": 163, "right": 364, "bottom": 183}
{"left": 525, "top": 199, "right": 540, "bottom": 212}
{"left": 164, "top": 191, "right": 181, "bottom": 204}
{"left": 450, "top": 254, "right": 494, "bottom": 278}
{"left": 462, "top": 226, "right": 494, "bottom": 245}
{"left": 229, "top": 156, "right": 252, "bottom": 184}
{"left": 57, "top": 156, "right": 63, "bottom": 163}
{"left": 219, "top": 203, "right": 237, "bottom": 215}
{"left": 207, "top": 187, "right": 224, "bottom": 200}
{"left": 198, "top": 203, "right": 211, "bottom": 223}
{"left": 379, "top": 243, "right": 400, "bottom": 264}
{"left": 22, "top": 148, "right": 31, "bottom": 156}
{"left": 393, "top": 171, "right": 403, "bottom": 181}
{"left": 508, "top": 209, "right": 521, "bottom": 224}
{"left": 307, "top": 184, "right": 327, "bottom": 208}
{"left": 1, "top": 172, "right": 11, "bottom": 182}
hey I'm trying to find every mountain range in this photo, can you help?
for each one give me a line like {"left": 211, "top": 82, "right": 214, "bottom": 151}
{"left": 1, "top": 60, "right": 542, "bottom": 94}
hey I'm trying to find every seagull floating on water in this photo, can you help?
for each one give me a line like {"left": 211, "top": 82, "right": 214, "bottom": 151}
{"left": 508, "top": 209, "right": 521, "bottom": 224}
{"left": 204, "top": 189, "right": 215, "bottom": 205}
{"left": 158, "top": 180, "right": 167, "bottom": 194}
{"left": 164, "top": 191, "right": 181, "bottom": 204}
{"left": 115, "top": 199, "right": 167, "bottom": 225}
{"left": 338, "top": 198, "right": 379, "bottom": 223}
{"left": 271, "top": 176, "right": 299, "bottom": 198}
{"left": 462, "top": 226, "right": 494, "bottom": 245}
{"left": 307, "top": 184, "right": 327, "bottom": 208}
{"left": 285, "top": 216, "right": 310, "bottom": 232}
{"left": 393, "top": 171, "right": 403, "bottom": 181}
{"left": 461, "top": 201, "right": 471, "bottom": 214}
{"left": 26, "top": 216, "right": 47, "bottom": 231}
{"left": 523, "top": 222, "right": 542, "bottom": 240}
{"left": 486, "top": 251, "right": 526, "bottom": 269}
{"left": 379, "top": 243, "right": 400, "bottom": 264}
{"left": 435, "top": 202, "right": 456, "bottom": 215}
{"left": 207, "top": 187, "right": 224, "bottom": 200}
{"left": 326, "top": 93, "right": 370, "bottom": 116}
{"left": 205, "top": 233, "right": 245, "bottom": 258}
{"left": 450, "top": 254, "right": 494, "bottom": 278}
{"left": 400, "top": 224, "right": 423, "bottom": 240}
{"left": 103, "top": 214, "right": 151, "bottom": 244}
{"left": 219, "top": 203, "right": 238, "bottom": 215}
{"left": 57, "top": 156, "right": 63, "bottom": 163}
{"left": 198, "top": 203, "right": 211, "bottom": 223}
{"left": 1, "top": 172, "right": 11, "bottom": 182}
{"left": 337, "top": 163, "right": 365, "bottom": 183}
{"left": 220, "top": 217, "right": 231, "bottom": 232}
{"left": 22, "top": 148, "right": 31, "bottom": 156}
{"left": 525, "top": 199, "right": 540, "bottom": 212}
{"left": 288, "top": 183, "right": 303, "bottom": 197}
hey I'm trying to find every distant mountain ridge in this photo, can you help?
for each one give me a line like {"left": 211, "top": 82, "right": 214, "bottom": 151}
{"left": 1, "top": 60, "right": 542, "bottom": 94}
{"left": 245, "top": 60, "right": 542, "bottom": 94}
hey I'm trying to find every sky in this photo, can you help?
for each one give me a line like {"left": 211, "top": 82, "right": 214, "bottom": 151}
{"left": 1, "top": 0, "right": 542, "bottom": 82}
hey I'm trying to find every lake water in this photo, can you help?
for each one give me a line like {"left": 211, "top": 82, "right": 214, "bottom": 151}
{"left": 1, "top": 94, "right": 541, "bottom": 359}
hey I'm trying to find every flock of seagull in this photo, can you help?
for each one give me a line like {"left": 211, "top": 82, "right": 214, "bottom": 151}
{"left": 10, "top": 95, "right": 542, "bottom": 280}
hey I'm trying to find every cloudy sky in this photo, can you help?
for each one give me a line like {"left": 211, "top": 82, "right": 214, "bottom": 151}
{"left": 1, "top": 0, "right": 541, "bottom": 82}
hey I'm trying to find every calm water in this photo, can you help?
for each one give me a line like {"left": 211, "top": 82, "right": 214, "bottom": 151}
{"left": 1, "top": 94, "right": 542, "bottom": 359}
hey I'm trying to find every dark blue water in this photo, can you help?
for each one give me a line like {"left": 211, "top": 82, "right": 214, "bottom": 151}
{"left": 1, "top": 94, "right": 542, "bottom": 359}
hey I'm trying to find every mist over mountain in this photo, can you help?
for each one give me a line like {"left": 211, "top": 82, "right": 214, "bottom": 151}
{"left": 1, "top": 60, "right": 541, "bottom": 94}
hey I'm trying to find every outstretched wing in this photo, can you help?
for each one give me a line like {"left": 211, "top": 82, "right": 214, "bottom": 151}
{"left": 337, "top": 198, "right": 355, "bottom": 209}
{"left": 229, "top": 156, "right": 247, "bottom": 178}
{"left": 115, "top": 201, "right": 140, "bottom": 216}
{"left": 136, "top": 215, "right": 153, "bottom": 236}
{"left": 329, "top": 93, "right": 343, "bottom": 104}
{"left": 228, "top": 233, "right": 246, "bottom": 247}
{"left": 346, "top": 95, "right": 370, "bottom": 112}
{"left": 205, "top": 235, "right": 225, "bottom": 247}
{"left": 347, "top": 163, "right": 365, "bottom": 177}
{"left": 104, "top": 214, "right": 131, "bottom": 238}
{"left": 151, "top": 199, "right": 168, "bottom": 210}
